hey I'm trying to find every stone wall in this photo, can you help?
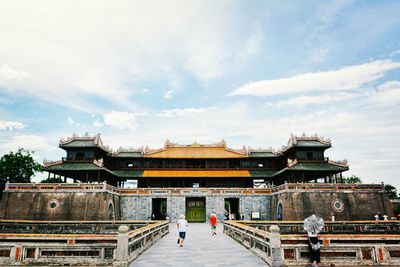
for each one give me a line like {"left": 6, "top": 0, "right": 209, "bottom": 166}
{"left": 120, "top": 194, "right": 271, "bottom": 222}
{"left": 0, "top": 191, "right": 120, "bottom": 221}
{"left": 271, "top": 190, "right": 391, "bottom": 221}
{"left": 0, "top": 184, "right": 390, "bottom": 222}
{"left": 120, "top": 195, "right": 152, "bottom": 220}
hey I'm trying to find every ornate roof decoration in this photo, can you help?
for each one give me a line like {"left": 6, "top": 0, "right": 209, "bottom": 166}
{"left": 59, "top": 133, "right": 111, "bottom": 153}
{"left": 280, "top": 133, "right": 332, "bottom": 152}
{"left": 288, "top": 132, "right": 331, "bottom": 146}
{"left": 248, "top": 146, "right": 279, "bottom": 155}
{"left": 55, "top": 133, "right": 336, "bottom": 158}
{"left": 328, "top": 159, "right": 349, "bottom": 167}
{"left": 143, "top": 139, "right": 247, "bottom": 158}
{"left": 112, "top": 146, "right": 144, "bottom": 155}
{"left": 43, "top": 159, "right": 63, "bottom": 168}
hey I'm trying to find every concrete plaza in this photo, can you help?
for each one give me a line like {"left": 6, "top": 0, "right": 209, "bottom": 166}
{"left": 130, "top": 222, "right": 266, "bottom": 267}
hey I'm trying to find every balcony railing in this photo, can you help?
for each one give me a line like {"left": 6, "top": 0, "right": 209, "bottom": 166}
{"left": 224, "top": 220, "right": 400, "bottom": 266}
{"left": 4, "top": 183, "right": 384, "bottom": 195}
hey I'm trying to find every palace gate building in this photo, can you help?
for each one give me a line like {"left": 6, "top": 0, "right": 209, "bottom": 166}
{"left": 0, "top": 134, "right": 391, "bottom": 222}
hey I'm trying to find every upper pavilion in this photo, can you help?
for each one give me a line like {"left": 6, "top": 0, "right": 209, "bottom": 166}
{"left": 44, "top": 133, "right": 349, "bottom": 188}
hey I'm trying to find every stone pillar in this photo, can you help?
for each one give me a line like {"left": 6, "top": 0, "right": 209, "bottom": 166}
{"left": 11, "top": 245, "right": 22, "bottom": 262}
{"left": 269, "top": 225, "right": 283, "bottom": 267}
{"left": 116, "top": 225, "right": 130, "bottom": 262}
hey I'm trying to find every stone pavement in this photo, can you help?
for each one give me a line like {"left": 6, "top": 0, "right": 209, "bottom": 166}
{"left": 130, "top": 222, "right": 267, "bottom": 267}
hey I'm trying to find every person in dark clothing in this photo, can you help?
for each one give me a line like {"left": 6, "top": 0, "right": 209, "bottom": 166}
{"left": 308, "top": 232, "right": 321, "bottom": 267}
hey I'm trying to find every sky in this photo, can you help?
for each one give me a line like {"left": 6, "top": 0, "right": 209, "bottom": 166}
{"left": 0, "top": 1, "right": 399, "bottom": 187}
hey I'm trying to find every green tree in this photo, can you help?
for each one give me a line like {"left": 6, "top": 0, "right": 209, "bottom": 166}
{"left": 343, "top": 175, "right": 362, "bottom": 183}
{"left": 0, "top": 148, "right": 43, "bottom": 186}
{"left": 40, "top": 177, "right": 63, "bottom": 183}
{"left": 384, "top": 184, "right": 398, "bottom": 199}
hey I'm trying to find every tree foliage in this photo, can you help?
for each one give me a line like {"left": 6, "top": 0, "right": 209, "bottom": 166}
{"left": 384, "top": 184, "right": 398, "bottom": 199}
{"left": 0, "top": 148, "right": 43, "bottom": 184}
{"left": 343, "top": 175, "right": 362, "bottom": 183}
{"left": 393, "top": 203, "right": 400, "bottom": 216}
{"left": 40, "top": 177, "right": 63, "bottom": 183}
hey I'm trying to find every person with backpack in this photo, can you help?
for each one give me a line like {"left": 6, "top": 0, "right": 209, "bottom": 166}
{"left": 308, "top": 231, "right": 321, "bottom": 267}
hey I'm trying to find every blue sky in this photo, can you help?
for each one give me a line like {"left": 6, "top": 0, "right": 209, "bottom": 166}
{"left": 0, "top": 1, "right": 399, "bottom": 186}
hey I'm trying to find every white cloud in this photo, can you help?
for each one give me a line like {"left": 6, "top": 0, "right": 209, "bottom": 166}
{"left": 0, "top": 65, "right": 30, "bottom": 81}
{"left": 237, "top": 28, "right": 263, "bottom": 59}
{"left": 93, "top": 120, "right": 104, "bottom": 128}
{"left": 163, "top": 89, "right": 174, "bottom": 99}
{"left": 0, "top": 120, "right": 27, "bottom": 131}
{"left": 0, "top": 1, "right": 257, "bottom": 109}
{"left": 67, "top": 116, "right": 80, "bottom": 127}
{"left": 311, "top": 48, "right": 330, "bottom": 63}
{"left": 159, "top": 108, "right": 208, "bottom": 117}
{"left": 268, "top": 92, "right": 357, "bottom": 107}
{"left": 103, "top": 110, "right": 137, "bottom": 130}
{"left": 0, "top": 135, "right": 54, "bottom": 152}
{"left": 229, "top": 60, "right": 400, "bottom": 96}
{"left": 184, "top": 48, "right": 225, "bottom": 80}
{"left": 370, "top": 81, "right": 400, "bottom": 105}
{"left": 67, "top": 117, "right": 74, "bottom": 125}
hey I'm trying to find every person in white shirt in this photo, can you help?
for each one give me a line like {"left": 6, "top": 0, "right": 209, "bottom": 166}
{"left": 177, "top": 215, "right": 188, "bottom": 247}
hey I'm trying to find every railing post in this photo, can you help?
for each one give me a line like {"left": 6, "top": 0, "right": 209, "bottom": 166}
{"left": 115, "top": 225, "right": 130, "bottom": 265}
{"left": 269, "top": 225, "right": 283, "bottom": 267}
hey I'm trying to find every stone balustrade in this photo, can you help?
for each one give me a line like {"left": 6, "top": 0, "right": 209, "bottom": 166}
{"left": 0, "top": 220, "right": 169, "bottom": 266}
{"left": 223, "top": 220, "right": 283, "bottom": 266}
{"left": 224, "top": 220, "right": 400, "bottom": 266}
{"left": 4, "top": 182, "right": 384, "bottom": 196}
{"left": 243, "top": 220, "right": 400, "bottom": 234}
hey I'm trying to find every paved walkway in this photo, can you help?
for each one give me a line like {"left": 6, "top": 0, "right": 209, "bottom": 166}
{"left": 130, "top": 223, "right": 267, "bottom": 267}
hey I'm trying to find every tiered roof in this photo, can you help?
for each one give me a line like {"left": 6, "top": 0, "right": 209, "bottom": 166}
{"left": 138, "top": 140, "right": 246, "bottom": 158}
{"left": 56, "top": 133, "right": 334, "bottom": 158}
{"left": 59, "top": 133, "right": 111, "bottom": 153}
{"left": 281, "top": 133, "right": 331, "bottom": 152}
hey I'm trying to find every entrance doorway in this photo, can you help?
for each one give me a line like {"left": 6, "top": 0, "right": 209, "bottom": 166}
{"left": 185, "top": 197, "right": 206, "bottom": 222}
{"left": 151, "top": 198, "right": 167, "bottom": 220}
{"left": 224, "top": 198, "right": 239, "bottom": 220}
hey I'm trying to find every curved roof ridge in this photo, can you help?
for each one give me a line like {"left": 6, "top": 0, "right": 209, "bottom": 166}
{"left": 288, "top": 133, "right": 332, "bottom": 146}
{"left": 59, "top": 133, "right": 111, "bottom": 153}
{"left": 113, "top": 146, "right": 144, "bottom": 155}
{"left": 144, "top": 139, "right": 247, "bottom": 156}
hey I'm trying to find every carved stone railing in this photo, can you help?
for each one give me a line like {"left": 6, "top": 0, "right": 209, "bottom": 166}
{"left": 4, "top": 183, "right": 384, "bottom": 195}
{"left": 115, "top": 221, "right": 169, "bottom": 266}
{"left": 223, "top": 220, "right": 283, "bottom": 266}
{"left": 241, "top": 220, "right": 400, "bottom": 234}
{"left": 224, "top": 221, "right": 400, "bottom": 266}
{"left": 0, "top": 220, "right": 153, "bottom": 234}
{"left": 5, "top": 183, "right": 120, "bottom": 194}
{"left": 0, "top": 220, "right": 169, "bottom": 267}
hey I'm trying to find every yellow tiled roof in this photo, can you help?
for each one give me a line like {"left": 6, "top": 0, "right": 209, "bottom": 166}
{"left": 145, "top": 147, "right": 246, "bottom": 158}
{"left": 143, "top": 170, "right": 250, "bottom": 177}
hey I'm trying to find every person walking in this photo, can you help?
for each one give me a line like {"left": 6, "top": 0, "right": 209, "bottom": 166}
{"left": 308, "top": 231, "right": 321, "bottom": 267}
{"left": 177, "top": 215, "right": 188, "bottom": 247}
{"left": 209, "top": 213, "right": 217, "bottom": 235}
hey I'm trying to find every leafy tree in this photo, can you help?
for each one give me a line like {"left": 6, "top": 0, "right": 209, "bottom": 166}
{"left": 393, "top": 203, "right": 400, "bottom": 216}
{"left": 40, "top": 177, "right": 63, "bottom": 183}
{"left": 0, "top": 148, "right": 43, "bottom": 193}
{"left": 343, "top": 175, "right": 362, "bottom": 183}
{"left": 384, "top": 184, "right": 398, "bottom": 199}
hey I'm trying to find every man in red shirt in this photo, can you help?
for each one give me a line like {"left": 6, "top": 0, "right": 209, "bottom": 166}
{"left": 210, "top": 213, "right": 217, "bottom": 235}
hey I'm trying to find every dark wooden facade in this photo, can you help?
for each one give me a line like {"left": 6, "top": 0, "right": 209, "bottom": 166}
{"left": 44, "top": 134, "right": 349, "bottom": 188}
